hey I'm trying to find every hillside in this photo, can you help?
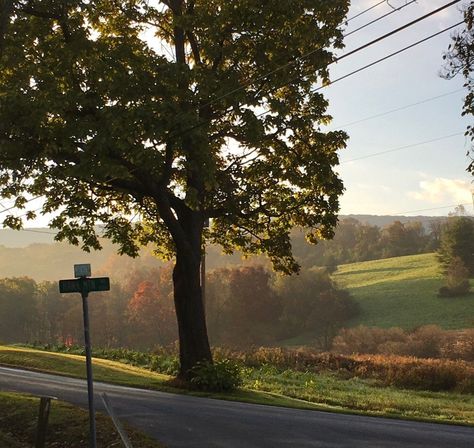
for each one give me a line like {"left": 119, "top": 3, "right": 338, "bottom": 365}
{"left": 334, "top": 253, "right": 474, "bottom": 330}
{"left": 0, "top": 214, "right": 445, "bottom": 248}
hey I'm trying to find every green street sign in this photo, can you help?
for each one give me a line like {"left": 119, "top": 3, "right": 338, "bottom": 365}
{"left": 59, "top": 277, "right": 110, "bottom": 294}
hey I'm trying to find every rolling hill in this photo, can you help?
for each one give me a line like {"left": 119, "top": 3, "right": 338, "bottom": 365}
{"left": 334, "top": 253, "right": 474, "bottom": 330}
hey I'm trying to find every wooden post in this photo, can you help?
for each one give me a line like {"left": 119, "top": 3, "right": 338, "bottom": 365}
{"left": 35, "top": 396, "right": 52, "bottom": 448}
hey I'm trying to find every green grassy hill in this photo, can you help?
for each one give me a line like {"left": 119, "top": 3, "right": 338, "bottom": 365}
{"left": 333, "top": 253, "right": 474, "bottom": 330}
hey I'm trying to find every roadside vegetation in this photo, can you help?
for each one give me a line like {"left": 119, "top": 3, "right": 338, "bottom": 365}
{"left": 0, "top": 391, "right": 164, "bottom": 448}
{"left": 2, "top": 345, "right": 473, "bottom": 426}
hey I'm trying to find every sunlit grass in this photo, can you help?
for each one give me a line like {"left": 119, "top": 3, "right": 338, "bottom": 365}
{"left": 0, "top": 345, "right": 170, "bottom": 389}
{"left": 334, "top": 253, "right": 474, "bottom": 329}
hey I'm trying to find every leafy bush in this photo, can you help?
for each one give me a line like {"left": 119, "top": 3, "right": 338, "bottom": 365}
{"left": 189, "top": 359, "right": 243, "bottom": 391}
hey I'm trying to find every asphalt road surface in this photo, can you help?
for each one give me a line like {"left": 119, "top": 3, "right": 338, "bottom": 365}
{"left": 0, "top": 366, "right": 473, "bottom": 447}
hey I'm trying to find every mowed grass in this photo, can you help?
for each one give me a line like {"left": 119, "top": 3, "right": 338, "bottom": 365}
{"left": 0, "top": 345, "right": 171, "bottom": 390}
{"left": 1, "top": 345, "right": 473, "bottom": 425}
{"left": 0, "top": 391, "right": 164, "bottom": 447}
{"left": 334, "top": 253, "right": 474, "bottom": 330}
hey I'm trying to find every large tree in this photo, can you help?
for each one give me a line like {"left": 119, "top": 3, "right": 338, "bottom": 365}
{"left": 0, "top": 0, "right": 349, "bottom": 378}
{"left": 443, "top": 1, "right": 474, "bottom": 174}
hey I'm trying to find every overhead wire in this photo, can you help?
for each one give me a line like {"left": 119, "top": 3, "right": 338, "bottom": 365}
{"left": 310, "top": 22, "right": 464, "bottom": 96}
{"left": 333, "top": 88, "right": 465, "bottom": 129}
{"left": 193, "top": 0, "right": 420, "bottom": 115}
{"left": 346, "top": 0, "right": 388, "bottom": 23}
{"left": 341, "top": 132, "right": 465, "bottom": 164}
{"left": 393, "top": 203, "right": 473, "bottom": 215}
{"left": 175, "top": 1, "right": 463, "bottom": 135}
{"left": 344, "top": 0, "right": 418, "bottom": 39}
{"left": 13, "top": 203, "right": 473, "bottom": 237}
{"left": 336, "top": 0, "right": 461, "bottom": 64}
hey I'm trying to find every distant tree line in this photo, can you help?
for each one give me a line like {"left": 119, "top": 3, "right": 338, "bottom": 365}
{"left": 0, "top": 217, "right": 451, "bottom": 281}
{"left": 0, "top": 264, "right": 358, "bottom": 351}
{"left": 292, "top": 217, "right": 444, "bottom": 269}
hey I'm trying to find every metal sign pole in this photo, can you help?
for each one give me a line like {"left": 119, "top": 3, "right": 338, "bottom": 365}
{"left": 59, "top": 264, "right": 110, "bottom": 448}
{"left": 80, "top": 279, "right": 97, "bottom": 448}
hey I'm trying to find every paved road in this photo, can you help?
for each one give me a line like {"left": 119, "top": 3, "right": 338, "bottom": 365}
{"left": 1, "top": 366, "right": 473, "bottom": 447}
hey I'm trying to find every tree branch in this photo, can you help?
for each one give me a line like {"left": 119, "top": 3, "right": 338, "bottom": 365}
{"left": 186, "top": 30, "right": 201, "bottom": 65}
{"left": 0, "top": 0, "right": 13, "bottom": 59}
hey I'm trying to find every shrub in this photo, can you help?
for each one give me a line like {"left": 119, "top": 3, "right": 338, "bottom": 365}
{"left": 332, "top": 326, "right": 407, "bottom": 355}
{"left": 404, "top": 325, "right": 447, "bottom": 359}
{"left": 356, "top": 355, "right": 473, "bottom": 393}
{"left": 189, "top": 359, "right": 243, "bottom": 392}
{"left": 149, "top": 354, "right": 180, "bottom": 375}
{"left": 441, "top": 329, "right": 474, "bottom": 362}
{"left": 438, "top": 256, "right": 471, "bottom": 297}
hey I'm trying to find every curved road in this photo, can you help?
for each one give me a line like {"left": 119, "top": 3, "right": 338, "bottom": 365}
{"left": 1, "top": 366, "right": 473, "bottom": 447}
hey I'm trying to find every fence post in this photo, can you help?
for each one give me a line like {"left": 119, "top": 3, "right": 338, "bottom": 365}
{"left": 35, "top": 396, "right": 55, "bottom": 448}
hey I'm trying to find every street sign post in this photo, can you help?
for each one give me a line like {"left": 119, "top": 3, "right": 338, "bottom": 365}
{"left": 59, "top": 265, "right": 110, "bottom": 448}
{"left": 59, "top": 277, "right": 110, "bottom": 294}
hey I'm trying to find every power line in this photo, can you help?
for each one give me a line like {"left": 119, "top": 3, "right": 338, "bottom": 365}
{"left": 0, "top": 196, "right": 42, "bottom": 214}
{"left": 393, "top": 203, "right": 473, "bottom": 215}
{"left": 252, "top": 21, "right": 463, "bottom": 123}
{"left": 346, "top": 0, "right": 387, "bottom": 23}
{"left": 296, "top": 22, "right": 464, "bottom": 104}
{"left": 235, "top": 8, "right": 465, "bottom": 123}
{"left": 337, "top": 0, "right": 461, "bottom": 65}
{"left": 10, "top": 204, "right": 472, "bottom": 236}
{"left": 341, "top": 132, "right": 465, "bottom": 164}
{"left": 344, "top": 0, "right": 418, "bottom": 39}
{"left": 16, "top": 228, "right": 58, "bottom": 235}
{"left": 333, "top": 88, "right": 465, "bottom": 129}
{"left": 194, "top": 0, "right": 419, "bottom": 114}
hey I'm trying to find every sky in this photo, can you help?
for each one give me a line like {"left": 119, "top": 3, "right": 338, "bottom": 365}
{"left": 327, "top": 0, "right": 474, "bottom": 216}
{"left": 4, "top": 0, "right": 474, "bottom": 230}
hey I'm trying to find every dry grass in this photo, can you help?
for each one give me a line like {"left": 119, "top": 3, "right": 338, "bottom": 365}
{"left": 223, "top": 347, "right": 474, "bottom": 393}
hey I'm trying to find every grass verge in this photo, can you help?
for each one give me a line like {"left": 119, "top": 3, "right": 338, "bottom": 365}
{"left": 0, "top": 391, "right": 164, "bottom": 447}
{"left": 1, "top": 345, "right": 473, "bottom": 426}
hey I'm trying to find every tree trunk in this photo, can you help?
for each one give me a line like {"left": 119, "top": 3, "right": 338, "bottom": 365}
{"left": 172, "top": 214, "right": 212, "bottom": 380}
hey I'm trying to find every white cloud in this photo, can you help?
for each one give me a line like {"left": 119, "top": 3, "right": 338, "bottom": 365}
{"left": 408, "top": 177, "right": 473, "bottom": 204}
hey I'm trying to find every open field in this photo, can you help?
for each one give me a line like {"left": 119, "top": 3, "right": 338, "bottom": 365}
{"left": 334, "top": 253, "right": 474, "bottom": 330}
{"left": 1, "top": 345, "right": 473, "bottom": 425}
{"left": 0, "top": 391, "right": 164, "bottom": 447}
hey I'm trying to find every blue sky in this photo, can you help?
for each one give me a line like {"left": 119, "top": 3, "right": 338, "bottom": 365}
{"left": 328, "top": 0, "right": 473, "bottom": 216}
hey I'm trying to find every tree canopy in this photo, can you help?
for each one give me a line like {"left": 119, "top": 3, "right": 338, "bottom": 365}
{"left": 0, "top": 0, "right": 350, "bottom": 377}
{"left": 443, "top": 1, "right": 474, "bottom": 174}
